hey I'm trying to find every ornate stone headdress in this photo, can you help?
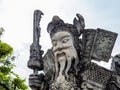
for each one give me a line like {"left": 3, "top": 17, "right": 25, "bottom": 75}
{"left": 47, "top": 14, "right": 85, "bottom": 37}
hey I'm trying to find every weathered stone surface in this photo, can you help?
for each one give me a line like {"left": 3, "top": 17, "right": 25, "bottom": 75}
{"left": 28, "top": 10, "right": 44, "bottom": 90}
{"left": 111, "top": 54, "right": 120, "bottom": 75}
{"left": 28, "top": 10, "right": 120, "bottom": 90}
{"left": 82, "top": 28, "right": 118, "bottom": 62}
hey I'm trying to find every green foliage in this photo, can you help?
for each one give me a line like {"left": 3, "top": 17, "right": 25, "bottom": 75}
{"left": 0, "top": 41, "right": 13, "bottom": 60}
{"left": 0, "top": 86, "right": 6, "bottom": 90}
{"left": 0, "top": 66, "right": 11, "bottom": 75}
{"left": 0, "top": 29, "right": 28, "bottom": 90}
{"left": 0, "top": 54, "right": 28, "bottom": 90}
{"left": 13, "top": 77, "right": 28, "bottom": 90}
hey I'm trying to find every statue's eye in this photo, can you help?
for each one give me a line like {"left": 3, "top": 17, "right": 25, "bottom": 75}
{"left": 52, "top": 41, "right": 57, "bottom": 47}
{"left": 62, "top": 38, "right": 69, "bottom": 43}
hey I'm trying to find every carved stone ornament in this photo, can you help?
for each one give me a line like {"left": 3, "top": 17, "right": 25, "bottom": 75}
{"left": 28, "top": 10, "right": 120, "bottom": 90}
{"left": 82, "top": 28, "right": 118, "bottom": 62}
{"left": 111, "top": 54, "right": 120, "bottom": 75}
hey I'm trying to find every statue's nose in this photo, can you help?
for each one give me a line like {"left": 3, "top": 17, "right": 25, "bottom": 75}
{"left": 53, "top": 42, "right": 63, "bottom": 52}
{"left": 56, "top": 43, "right": 63, "bottom": 51}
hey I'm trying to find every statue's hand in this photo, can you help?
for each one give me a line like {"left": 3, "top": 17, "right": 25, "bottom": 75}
{"left": 29, "top": 73, "right": 45, "bottom": 88}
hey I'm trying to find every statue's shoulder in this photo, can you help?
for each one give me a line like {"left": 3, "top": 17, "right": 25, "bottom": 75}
{"left": 81, "top": 62, "right": 118, "bottom": 90}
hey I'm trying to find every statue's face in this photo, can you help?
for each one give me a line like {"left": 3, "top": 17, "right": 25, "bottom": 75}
{"left": 51, "top": 31, "right": 74, "bottom": 60}
{"left": 51, "top": 31, "right": 78, "bottom": 83}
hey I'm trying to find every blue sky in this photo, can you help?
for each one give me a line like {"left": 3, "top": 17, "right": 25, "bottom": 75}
{"left": 0, "top": 0, "right": 120, "bottom": 89}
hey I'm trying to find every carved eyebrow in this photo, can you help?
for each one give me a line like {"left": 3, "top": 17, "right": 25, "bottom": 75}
{"left": 52, "top": 34, "right": 71, "bottom": 42}
{"left": 61, "top": 35, "right": 71, "bottom": 40}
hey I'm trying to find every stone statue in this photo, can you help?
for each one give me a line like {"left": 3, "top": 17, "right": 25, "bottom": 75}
{"left": 28, "top": 10, "right": 120, "bottom": 90}
{"left": 111, "top": 54, "right": 120, "bottom": 75}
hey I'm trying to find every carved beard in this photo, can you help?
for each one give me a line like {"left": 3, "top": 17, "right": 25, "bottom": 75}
{"left": 54, "top": 46, "right": 79, "bottom": 82}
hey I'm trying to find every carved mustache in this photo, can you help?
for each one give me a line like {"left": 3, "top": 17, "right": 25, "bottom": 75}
{"left": 54, "top": 50, "right": 67, "bottom": 59}
{"left": 53, "top": 46, "right": 71, "bottom": 53}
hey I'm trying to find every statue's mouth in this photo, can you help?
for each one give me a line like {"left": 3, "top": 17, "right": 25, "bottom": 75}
{"left": 56, "top": 52, "right": 66, "bottom": 62}
{"left": 57, "top": 52, "right": 65, "bottom": 57}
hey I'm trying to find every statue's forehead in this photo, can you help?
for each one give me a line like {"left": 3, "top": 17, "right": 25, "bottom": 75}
{"left": 51, "top": 31, "right": 72, "bottom": 40}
